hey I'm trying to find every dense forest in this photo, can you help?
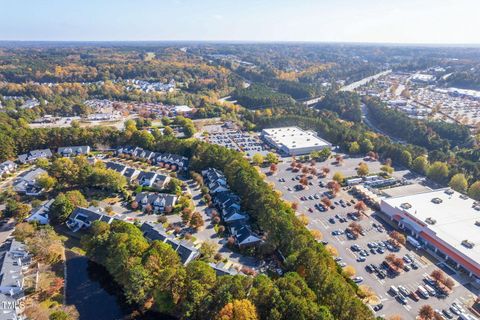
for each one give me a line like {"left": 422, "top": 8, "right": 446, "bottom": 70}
{"left": 364, "top": 97, "right": 472, "bottom": 150}
{"left": 316, "top": 91, "right": 362, "bottom": 122}
{"left": 231, "top": 84, "right": 294, "bottom": 109}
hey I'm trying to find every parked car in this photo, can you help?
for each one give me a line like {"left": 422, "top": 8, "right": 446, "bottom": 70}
{"left": 357, "top": 256, "right": 366, "bottom": 262}
{"left": 449, "top": 305, "right": 461, "bottom": 315}
{"left": 377, "top": 270, "right": 386, "bottom": 279}
{"left": 442, "top": 309, "right": 453, "bottom": 319}
{"left": 350, "top": 244, "right": 361, "bottom": 251}
{"left": 396, "top": 294, "right": 408, "bottom": 305}
{"left": 352, "top": 277, "right": 363, "bottom": 283}
{"left": 410, "top": 291, "right": 419, "bottom": 301}
{"left": 329, "top": 218, "right": 336, "bottom": 224}
{"left": 398, "top": 285, "right": 409, "bottom": 297}
{"left": 373, "top": 304, "right": 383, "bottom": 312}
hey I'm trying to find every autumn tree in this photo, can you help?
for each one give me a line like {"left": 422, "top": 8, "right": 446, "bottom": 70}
{"left": 412, "top": 156, "right": 429, "bottom": 175}
{"left": 327, "top": 180, "right": 340, "bottom": 195}
{"left": 389, "top": 231, "right": 406, "bottom": 245}
{"left": 332, "top": 172, "right": 345, "bottom": 184}
{"left": 265, "top": 152, "right": 279, "bottom": 164}
{"left": 449, "top": 173, "right": 468, "bottom": 193}
{"left": 348, "top": 222, "right": 363, "bottom": 237}
{"left": 468, "top": 181, "right": 480, "bottom": 200}
{"left": 216, "top": 299, "right": 259, "bottom": 320}
{"left": 356, "top": 162, "right": 369, "bottom": 176}
{"left": 418, "top": 305, "right": 435, "bottom": 320}
{"left": 321, "top": 197, "right": 332, "bottom": 207}
{"left": 310, "top": 229, "right": 323, "bottom": 240}
{"left": 343, "top": 265, "right": 356, "bottom": 277}
{"left": 252, "top": 153, "right": 264, "bottom": 166}
{"left": 354, "top": 201, "right": 367, "bottom": 215}
{"left": 269, "top": 163, "right": 278, "bottom": 174}
{"left": 190, "top": 211, "right": 204, "bottom": 230}
{"left": 427, "top": 161, "right": 449, "bottom": 183}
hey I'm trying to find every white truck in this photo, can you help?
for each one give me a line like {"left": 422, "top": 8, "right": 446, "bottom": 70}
{"left": 407, "top": 236, "right": 422, "bottom": 250}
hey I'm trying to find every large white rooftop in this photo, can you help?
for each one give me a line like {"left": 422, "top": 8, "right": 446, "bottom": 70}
{"left": 262, "top": 126, "right": 330, "bottom": 150}
{"left": 384, "top": 188, "right": 480, "bottom": 263}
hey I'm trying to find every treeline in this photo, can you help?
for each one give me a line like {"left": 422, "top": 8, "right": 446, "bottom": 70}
{"left": 0, "top": 47, "right": 233, "bottom": 92}
{"left": 443, "top": 69, "right": 480, "bottom": 90}
{"left": 84, "top": 221, "right": 336, "bottom": 320}
{"left": 231, "top": 84, "right": 295, "bottom": 109}
{"left": 364, "top": 97, "right": 472, "bottom": 149}
{"left": 316, "top": 91, "right": 362, "bottom": 122}
{"left": 0, "top": 119, "right": 121, "bottom": 162}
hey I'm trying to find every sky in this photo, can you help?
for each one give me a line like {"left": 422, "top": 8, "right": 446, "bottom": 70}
{"left": 1, "top": 0, "right": 479, "bottom": 44}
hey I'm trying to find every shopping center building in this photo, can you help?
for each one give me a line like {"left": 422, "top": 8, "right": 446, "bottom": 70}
{"left": 381, "top": 188, "right": 480, "bottom": 279}
{"left": 261, "top": 126, "right": 331, "bottom": 156}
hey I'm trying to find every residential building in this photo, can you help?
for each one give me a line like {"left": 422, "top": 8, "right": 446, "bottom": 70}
{"left": 230, "top": 223, "right": 262, "bottom": 247}
{"left": 66, "top": 207, "right": 117, "bottom": 232}
{"left": 105, "top": 162, "right": 127, "bottom": 175}
{"left": 17, "top": 149, "right": 53, "bottom": 164}
{"left": 261, "top": 127, "right": 331, "bottom": 156}
{"left": 202, "top": 168, "right": 261, "bottom": 247}
{"left": 140, "top": 222, "right": 199, "bottom": 265}
{"left": 0, "top": 239, "right": 31, "bottom": 320}
{"left": 137, "top": 171, "right": 158, "bottom": 188}
{"left": 123, "top": 167, "right": 140, "bottom": 182}
{"left": 57, "top": 146, "right": 91, "bottom": 157}
{"left": 0, "top": 161, "right": 17, "bottom": 177}
{"left": 209, "top": 262, "right": 240, "bottom": 276}
{"left": 25, "top": 199, "right": 54, "bottom": 225}
{"left": 222, "top": 206, "right": 248, "bottom": 224}
{"left": 152, "top": 173, "right": 170, "bottom": 190}
{"left": 381, "top": 188, "right": 480, "bottom": 279}
{"left": 135, "top": 192, "right": 177, "bottom": 213}
{"left": 116, "top": 147, "right": 189, "bottom": 171}
{"left": 13, "top": 168, "right": 47, "bottom": 196}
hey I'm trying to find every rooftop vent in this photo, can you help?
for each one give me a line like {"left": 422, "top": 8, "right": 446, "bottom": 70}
{"left": 400, "top": 203, "right": 412, "bottom": 210}
{"left": 425, "top": 217, "right": 437, "bottom": 225}
{"left": 460, "top": 194, "right": 469, "bottom": 200}
{"left": 475, "top": 221, "right": 480, "bottom": 226}
{"left": 445, "top": 189, "right": 454, "bottom": 195}
{"left": 462, "top": 240, "right": 475, "bottom": 249}
{"left": 431, "top": 198, "right": 443, "bottom": 204}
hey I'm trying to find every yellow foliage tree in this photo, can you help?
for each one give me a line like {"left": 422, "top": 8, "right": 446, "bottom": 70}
{"left": 217, "top": 299, "right": 259, "bottom": 320}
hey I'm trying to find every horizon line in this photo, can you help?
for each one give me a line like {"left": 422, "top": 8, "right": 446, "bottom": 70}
{"left": 0, "top": 39, "right": 480, "bottom": 48}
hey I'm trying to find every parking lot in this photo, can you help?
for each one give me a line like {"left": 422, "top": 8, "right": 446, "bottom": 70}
{"left": 200, "top": 124, "right": 270, "bottom": 157}
{"left": 263, "top": 155, "right": 479, "bottom": 320}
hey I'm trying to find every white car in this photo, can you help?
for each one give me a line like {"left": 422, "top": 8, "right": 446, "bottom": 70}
{"left": 352, "top": 277, "right": 364, "bottom": 283}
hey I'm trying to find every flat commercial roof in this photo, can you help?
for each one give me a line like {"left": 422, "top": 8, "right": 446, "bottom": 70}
{"left": 262, "top": 127, "right": 330, "bottom": 150}
{"left": 383, "top": 188, "right": 480, "bottom": 264}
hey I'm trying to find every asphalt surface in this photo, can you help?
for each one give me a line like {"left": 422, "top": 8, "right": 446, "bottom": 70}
{"left": 263, "top": 156, "right": 479, "bottom": 320}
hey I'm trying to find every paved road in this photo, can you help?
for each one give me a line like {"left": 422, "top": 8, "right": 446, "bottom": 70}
{"left": 186, "top": 179, "right": 260, "bottom": 270}
{"left": 340, "top": 70, "right": 392, "bottom": 92}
